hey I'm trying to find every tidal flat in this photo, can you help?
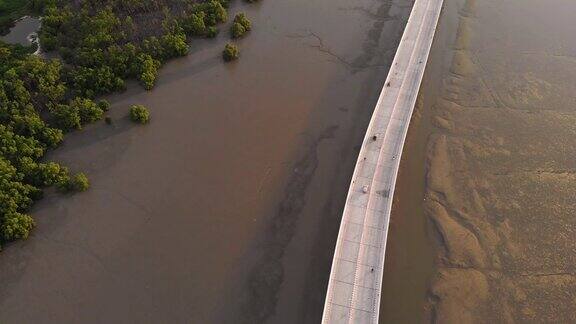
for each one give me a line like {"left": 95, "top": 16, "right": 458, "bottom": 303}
{"left": 422, "top": 0, "right": 576, "bottom": 321}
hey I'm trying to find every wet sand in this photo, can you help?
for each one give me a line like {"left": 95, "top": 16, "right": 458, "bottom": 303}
{"left": 0, "top": 0, "right": 413, "bottom": 323}
{"left": 408, "top": 0, "right": 576, "bottom": 322}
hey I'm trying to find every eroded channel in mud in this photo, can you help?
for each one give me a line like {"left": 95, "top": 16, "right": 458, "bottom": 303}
{"left": 389, "top": 0, "right": 576, "bottom": 322}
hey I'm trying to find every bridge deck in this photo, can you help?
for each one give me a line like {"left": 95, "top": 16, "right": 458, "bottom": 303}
{"left": 321, "top": 0, "right": 444, "bottom": 322}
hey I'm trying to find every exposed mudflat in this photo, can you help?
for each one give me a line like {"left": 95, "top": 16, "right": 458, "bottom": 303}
{"left": 422, "top": 0, "right": 576, "bottom": 322}
{"left": 0, "top": 0, "right": 414, "bottom": 323}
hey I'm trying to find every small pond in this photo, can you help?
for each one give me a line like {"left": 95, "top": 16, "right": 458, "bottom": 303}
{"left": 1, "top": 16, "right": 40, "bottom": 47}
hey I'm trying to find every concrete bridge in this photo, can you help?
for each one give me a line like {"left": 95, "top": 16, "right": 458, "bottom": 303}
{"left": 321, "top": 0, "right": 444, "bottom": 322}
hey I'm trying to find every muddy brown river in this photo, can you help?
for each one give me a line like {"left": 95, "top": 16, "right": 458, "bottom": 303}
{"left": 0, "top": 0, "right": 414, "bottom": 323}
{"left": 4, "top": 0, "right": 573, "bottom": 322}
{"left": 384, "top": 0, "right": 576, "bottom": 322}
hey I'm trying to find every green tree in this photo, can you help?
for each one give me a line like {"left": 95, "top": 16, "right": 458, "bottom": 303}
{"left": 137, "top": 53, "right": 160, "bottom": 90}
{"left": 69, "top": 66, "right": 125, "bottom": 98}
{"left": 193, "top": 1, "right": 228, "bottom": 26}
{"left": 0, "top": 125, "right": 44, "bottom": 162}
{"left": 50, "top": 103, "right": 81, "bottom": 131}
{"left": 222, "top": 43, "right": 239, "bottom": 61}
{"left": 161, "top": 31, "right": 189, "bottom": 58}
{"left": 70, "top": 98, "right": 103, "bottom": 124}
{"left": 129, "top": 104, "right": 150, "bottom": 124}
{"left": 231, "top": 22, "right": 246, "bottom": 38}
{"left": 97, "top": 99, "right": 111, "bottom": 112}
{"left": 143, "top": 36, "right": 165, "bottom": 61}
{"left": 0, "top": 157, "right": 37, "bottom": 242}
{"left": 106, "top": 43, "right": 139, "bottom": 77}
{"left": 1, "top": 212, "right": 35, "bottom": 241}
{"left": 20, "top": 158, "right": 69, "bottom": 188}
{"left": 39, "top": 127, "right": 64, "bottom": 148}
{"left": 182, "top": 12, "right": 206, "bottom": 36}
{"left": 234, "top": 13, "right": 252, "bottom": 31}
{"left": 66, "top": 172, "right": 90, "bottom": 192}
{"left": 19, "top": 56, "right": 66, "bottom": 104}
{"left": 206, "top": 26, "right": 219, "bottom": 38}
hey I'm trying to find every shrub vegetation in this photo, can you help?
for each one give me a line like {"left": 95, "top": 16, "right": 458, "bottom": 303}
{"left": 130, "top": 105, "right": 150, "bottom": 124}
{"left": 235, "top": 13, "right": 252, "bottom": 31}
{"left": 222, "top": 43, "right": 239, "bottom": 61}
{"left": 231, "top": 13, "right": 251, "bottom": 38}
{"left": 231, "top": 22, "right": 246, "bottom": 39}
{"left": 65, "top": 173, "right": 90, "bottom": 192}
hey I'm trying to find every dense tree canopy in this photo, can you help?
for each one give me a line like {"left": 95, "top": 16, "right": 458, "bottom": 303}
{"left": 0, "top": 41, "right": 85, "bottom": 245}
{"left": 38, "top": 0, "right": 233, "bottom": 92}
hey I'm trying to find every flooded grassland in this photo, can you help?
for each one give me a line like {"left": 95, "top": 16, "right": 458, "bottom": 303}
{"left": 422, "top": 0, "right": 576, "bottom": 322}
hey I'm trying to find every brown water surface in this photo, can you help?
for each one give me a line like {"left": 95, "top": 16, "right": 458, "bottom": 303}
{"left": 0, "top": 0, "right": 414, "bottom": 323}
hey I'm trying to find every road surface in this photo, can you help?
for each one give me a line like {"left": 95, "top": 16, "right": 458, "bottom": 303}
{"left": 321, "top": 0, "right": 444, "bottom": 322}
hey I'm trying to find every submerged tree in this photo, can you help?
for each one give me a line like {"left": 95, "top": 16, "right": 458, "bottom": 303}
{"left": 231, "top": 22, "right": 246, "bottom": 38}
{"left": 68, "top": 173, "right": 90, "bottom": 192}
{"left": 234, "top": 13, "right": 252, "bottom": 31}
{"left": 231, "top": 13, "right": 251, "bottom": 38}
{"left": 222, "top": 43, "right": 239, "bottom": 61}
{"left": 129, "top": 105, "right": 150, "bottom": 124}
